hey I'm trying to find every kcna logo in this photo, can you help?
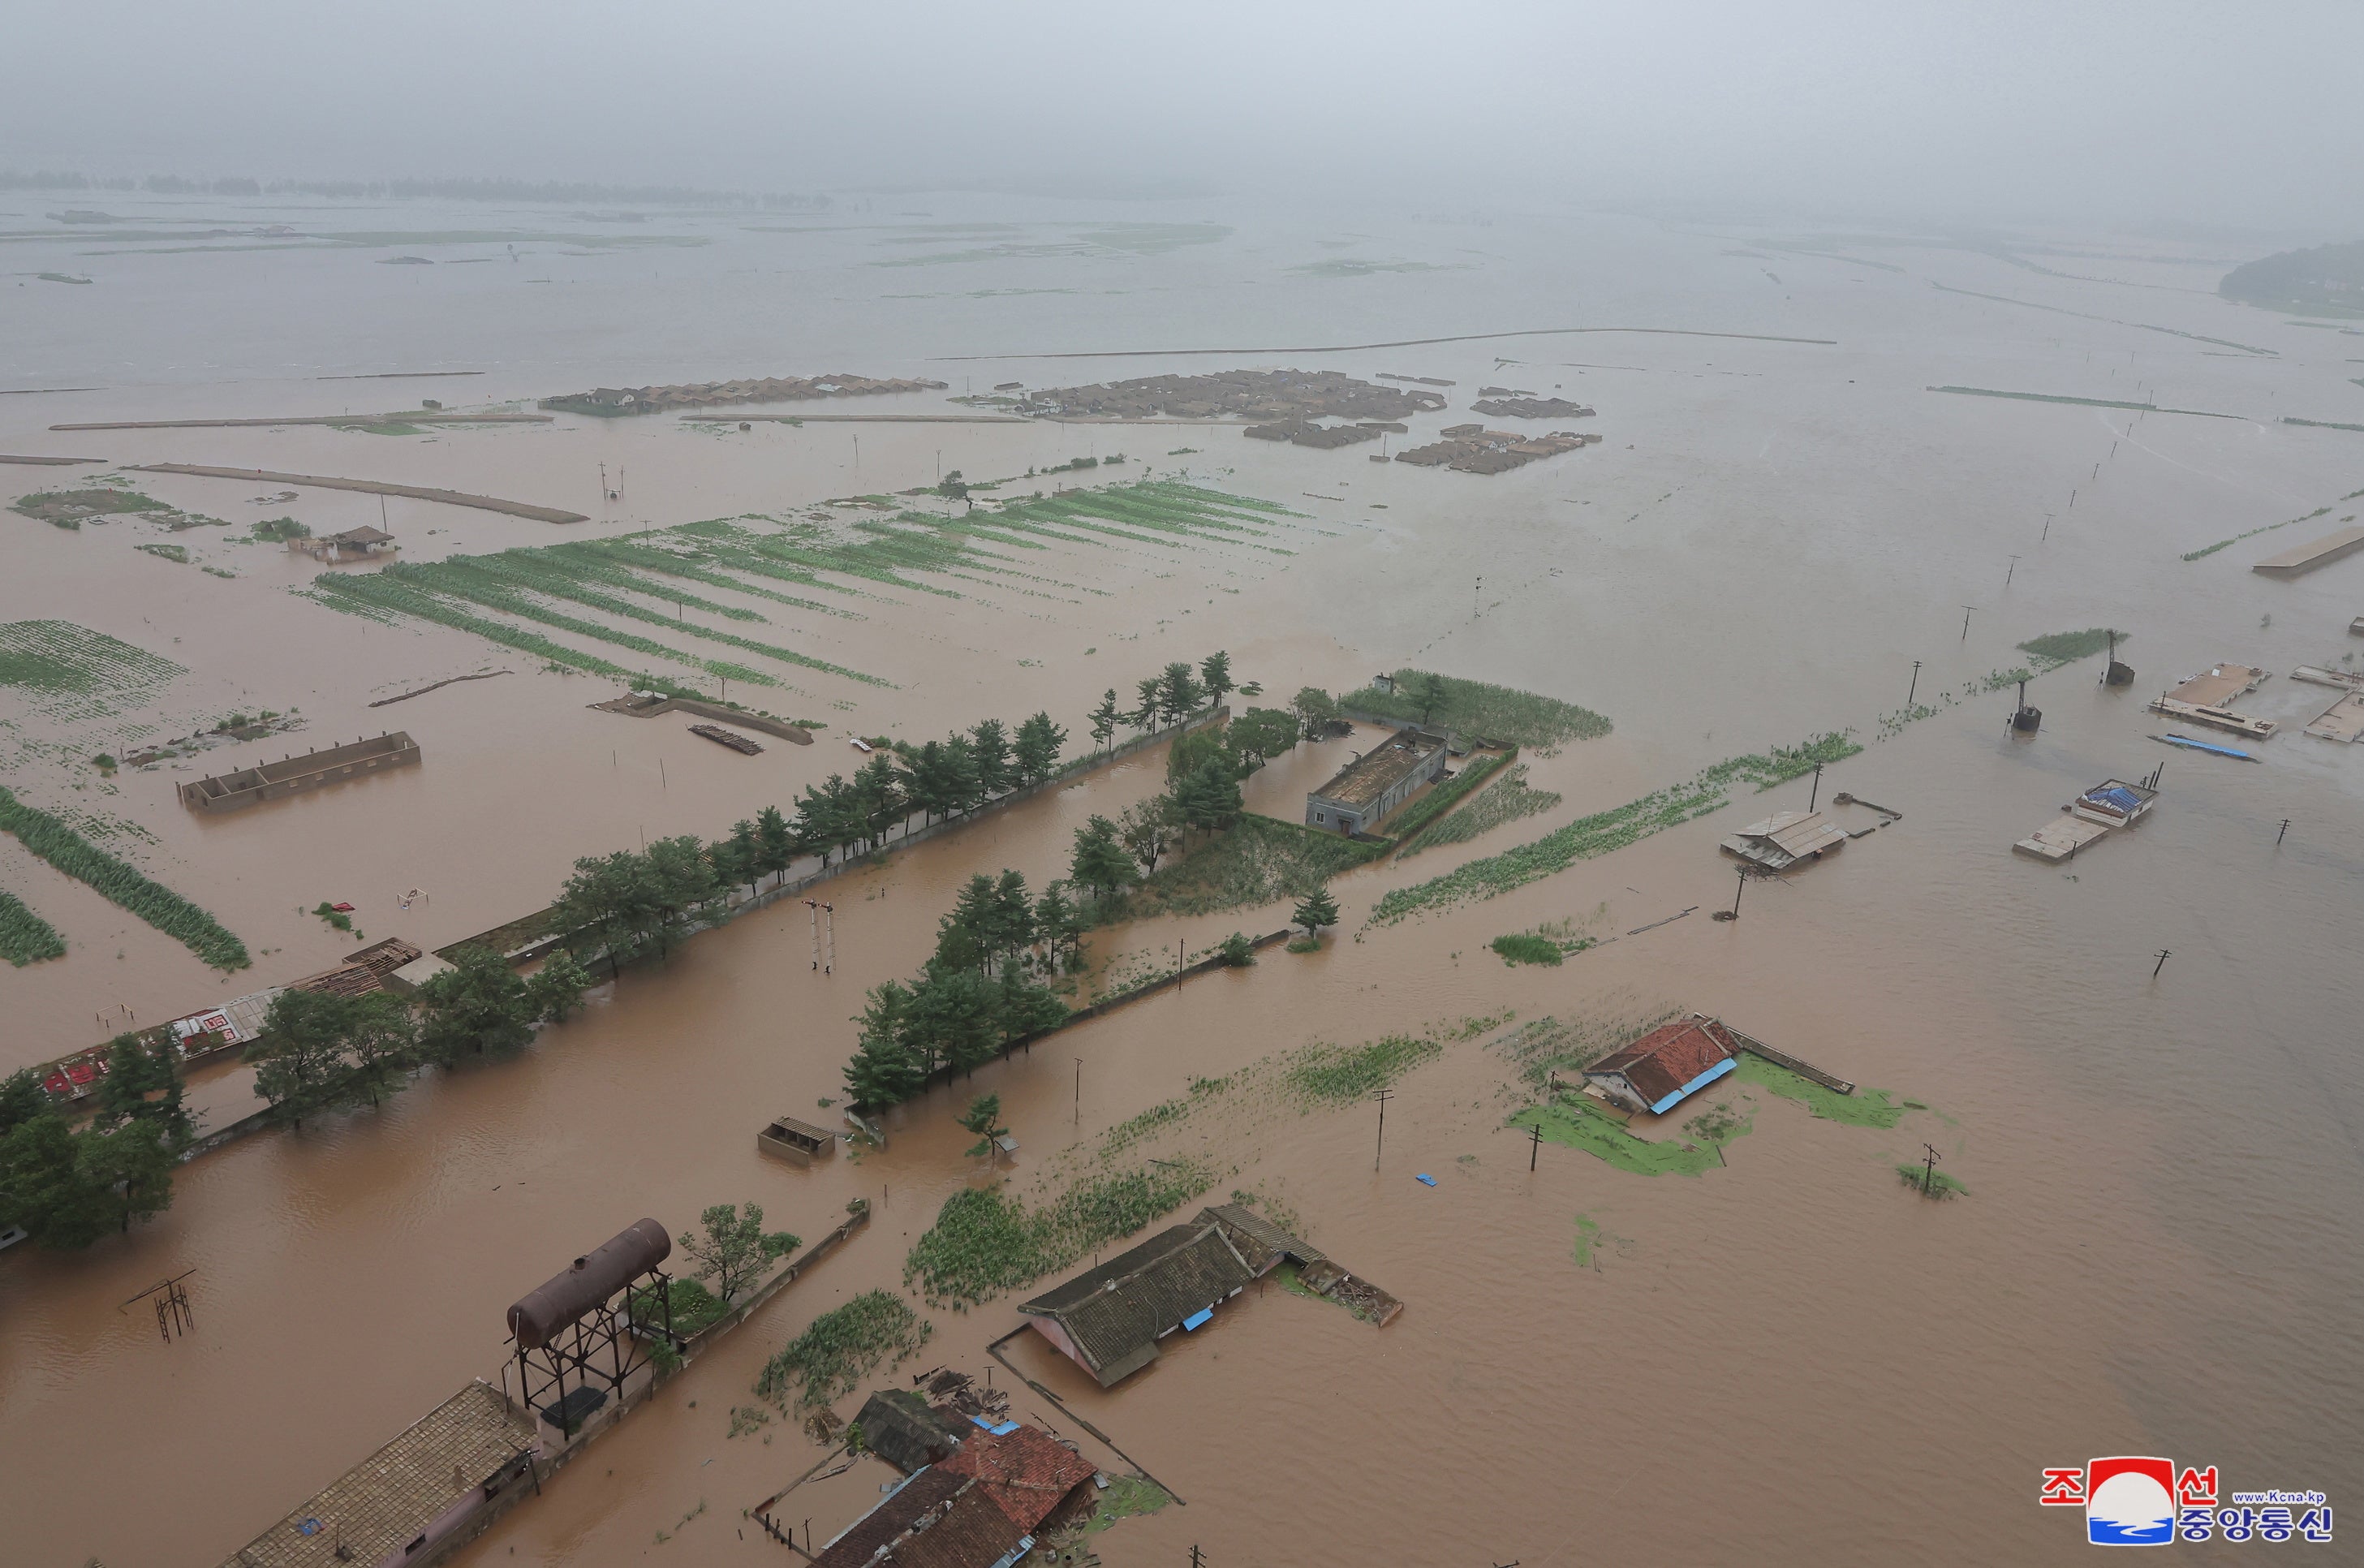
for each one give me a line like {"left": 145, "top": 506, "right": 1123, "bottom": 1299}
{"left": 2040, "top": 1458, "right": 2333, "bottom": 1545}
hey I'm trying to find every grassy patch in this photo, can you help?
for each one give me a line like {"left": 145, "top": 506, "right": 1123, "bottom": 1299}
{"left": 11, "top": 489, "right": 161, "bottom": 528}
{"left": 1490, "top": 933, "right": 1565, "bottom": 966}
{"left": 1283, "top": 1032, "right": 1444, "bottom": 1104}
{"left": 1571, "top": 1214, "right": 1601, "bottom": 1269}
{"left": 2016, "top": 627, "right": 2125, "bottom": 668}
{"left": 0, "top": 785, "right": 248, "bottom": 968}
{"left": 0, "top": 888, "right": 67, "bottom": 965}
{"left": 1101, "top": 812, "right": 1379, "bottom": 924}
{"left": 902, "top": 1161, "right": 1214, "bottom": 1310}
{"left": 1344, "top": 672, "right": 1608, "bottom": 752}
{"left": 1368, "top": 733, "right": 1859, "bottom": 925}
{"left": 1080, "top": 1475, "right": 1173, "bottom": 1535}
{"left": 1401, "top": 761, "right": 1560, "bottom": 856}
{"left": 1509, "top": 1098, "right": 1742, "bottom": 1177}
{"left": 1489, "top": 1008, "right": 1674, "bottom": 1092}
{"left": 629, "top": 1277, "right": 732, "bottom": 1338}
{"left": 754, "top": 1290, "right": 932, "bottom": 1411}
{"left": 135, "top": 542, "right": 190, "bottom": 564}
{"left": 1897, "top": 1164, "right": 1970, "bottom": 1199}
{"left": 1730, "top": 1054, "right": 1902, "bottom": 1127}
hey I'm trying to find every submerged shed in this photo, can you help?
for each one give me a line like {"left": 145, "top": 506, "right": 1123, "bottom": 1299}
{"left": 1720, "top": 810, "right": 1845, "bottom": 871}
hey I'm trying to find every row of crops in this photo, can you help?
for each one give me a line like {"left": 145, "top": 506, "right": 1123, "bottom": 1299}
{"left": 0, "top": 786, "right": 249, "bottom": 970}
{"left": 300, "top": 480, "right": 1293, "bottom": 691}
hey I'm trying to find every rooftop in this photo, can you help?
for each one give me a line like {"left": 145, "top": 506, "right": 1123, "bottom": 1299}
{"left": 1018, "top": 1222, "right": 1255, "bottom": 1385}
{"left": 1587, "top": 1017, "right": 1741, "bottom": 1109}
{"left": 1309, "top": 730, "right": 1446, "bottom": 811}
{"left": 939, "top": 1424, "right": 1098, "bottom": 1531}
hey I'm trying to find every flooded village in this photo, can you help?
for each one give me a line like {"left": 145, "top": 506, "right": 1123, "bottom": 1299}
{"left": 6, "top": 41, "right": 2364, "bottom": 1568}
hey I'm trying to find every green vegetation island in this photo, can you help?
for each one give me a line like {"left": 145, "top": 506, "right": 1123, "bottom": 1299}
{"left": 2220, "top": 239, "right": 2364, "bottom": 315}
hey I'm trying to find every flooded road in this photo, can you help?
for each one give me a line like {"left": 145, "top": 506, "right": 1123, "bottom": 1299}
{"left": 2, "top": 199, "right": 2361, "bottom": 1565}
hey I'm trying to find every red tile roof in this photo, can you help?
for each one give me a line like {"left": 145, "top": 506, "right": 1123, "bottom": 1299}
{"left": 940, "top": 1425, "right": 1098, "bottom": 1531}
{"left": 1587, "top": 1017, "right": 1739, "bottom": 1108}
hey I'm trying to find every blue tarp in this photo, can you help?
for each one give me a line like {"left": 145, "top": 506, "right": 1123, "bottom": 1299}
{"left": 1181, "top": 1307, "right": 1213, "bottom": 1332}
{"left": 2084, "top": 785, "right": 2142, "bottom": 812}
{"left": 1647, "top": 1054, "right": 1737, "bottom": 1114}
{"left": 1414, "top": 1173, "right": 1437, "bottom": 1187}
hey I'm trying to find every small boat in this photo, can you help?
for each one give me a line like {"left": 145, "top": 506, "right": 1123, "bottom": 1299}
{"left": 689, "top": 723, "right": 763, "bottom": 756}
{"left": 2149, "top": 733, "right": 2260, "bottom": 762}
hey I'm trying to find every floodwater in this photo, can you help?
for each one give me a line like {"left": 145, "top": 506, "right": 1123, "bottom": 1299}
{"left": 2, "top": 196, "right": 2361, "bottom": 1566}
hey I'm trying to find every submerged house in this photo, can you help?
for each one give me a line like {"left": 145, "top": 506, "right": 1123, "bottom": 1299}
{"left": 940, "top": 1424, "right": 1100, "bottom": 1535}
{"left": 1720, "top": 809, "right": 1846, "bottom": 871}
{"left": 1582, "top": 1016, "right": 1742, "bottom": 1116}
{"left": 811, "top": 1468, "right": 1032, "bottom": 1568}
{"left": 1304, "top": 728, "right": 1449, "bottom": 836}
{"left": 1016, "top": 1204, "right": 1332, "bottom": 1388}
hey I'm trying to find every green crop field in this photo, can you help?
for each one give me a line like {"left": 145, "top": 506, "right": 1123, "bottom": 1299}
{"left": 1369, "top": 732, "right": 1860, "bottom": 924}
{"left": 1344, "top": 671, "right": 1610, "bottom": 752}
{"left": 0, "top": 887, "right": 67, "bottom": 965}
{"left": 0, "top": 621, "right": 185, "bottom": 721}
{"left": 0, "top": 785, "right": 248, "bottom": 968}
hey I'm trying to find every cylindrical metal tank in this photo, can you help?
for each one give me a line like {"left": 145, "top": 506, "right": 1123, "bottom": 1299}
{"left": 506, "top": 1218, "right": 670, "bottom": 1349}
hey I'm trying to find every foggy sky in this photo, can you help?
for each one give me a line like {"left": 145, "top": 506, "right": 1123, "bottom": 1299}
{"left": 5, "top": 0, "right": 2359, "bottom": 230}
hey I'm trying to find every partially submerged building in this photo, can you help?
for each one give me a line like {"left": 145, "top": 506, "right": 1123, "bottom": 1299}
{"left": 939, "top": 1424, "right": 1100, "bottom": 1535}
{"left": 1582, "top": 1016, "right": 1742, "bottom": 1116}
{"left": 854, "top": 1389, "right": 970, "bottom": 1475}
{"left": 1719, "top": 810, "right": 1846, "bottom": 871}
{"left": 1305, "top": 729, "right": 1449, "bottom": 835}
{"left": 1015, "top": 1204, "right": 1348, "bottom": 1387}
{"left": 811, "top": 1467, "right": 1032, "bottom": 1568}
{"left": 179, "top": 731, "right": 421, "bottom": 812}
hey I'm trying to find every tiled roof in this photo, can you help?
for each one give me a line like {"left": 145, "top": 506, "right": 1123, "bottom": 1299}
{"left": 940, "top": 1425, "right": 1098, "bottom": 1531}
{"left": 1587, "top": 1017, "right": 1739, "bottom": 1108}
{"left": 878, "top": 1488, "right": 1027, "bottom": 1568}
{"left": 1018, "top": 1223, "right": 1255, "bottom": 1385}
{"left": 1196, "top": 1204, "right": 1324, "bottom": 1270}
{"left": 855, "top": 1389, "right": 967, "bottom": 1475}
{"left": 814, "top": 1468, "right": 964, "bottom": 1568}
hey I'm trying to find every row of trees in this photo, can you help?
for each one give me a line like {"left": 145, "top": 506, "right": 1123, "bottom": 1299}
{"left": 248, "top": 946, "right": 592, "bottom": 1127}
{"left": 1063, "top": 703, "right": 1307, "bottom": 905}
{"left": 841, "top": 867, "right": 1081, "bottom": 1108}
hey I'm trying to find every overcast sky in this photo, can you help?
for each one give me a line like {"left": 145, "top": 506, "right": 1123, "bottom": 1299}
{"left": 5, "top": 0, "right": 2358, "bottom": 230}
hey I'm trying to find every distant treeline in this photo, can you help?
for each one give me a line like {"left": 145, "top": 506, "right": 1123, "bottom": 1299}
{"left": 0, "top": 170, "right": 831, "bottom": 209}
{"left": 2220, "top": 240, "right": 2364, "bottom": 312}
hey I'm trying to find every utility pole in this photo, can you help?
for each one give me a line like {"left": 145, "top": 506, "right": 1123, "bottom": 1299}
{"left": 1907, "top": 660, "right": 1921, "bottom": 707}
{"left": 1372, "top": 1088, "right": 1393, "bottom": 1170}
{"left": 2277, "top": 818, "right": 2290, "bottom": 846}
{"left": 1919, "top": 1143, "right": 1940, "bottom": 1198}
{"left": 1191, "top": 1549, "right": 1206, "bottom": 1568}
{"left": 2152, "top": 948, "right": 2171, "bottom": 979}
{"left": 824, "top": 903, "right": 834, "bottom": 975}
{"left": 1961, "top": 605, "right": 1977, "bottom": 643}
{"left": 1529, "top": 1121, "right": 1543, "bottom": 1172}
{"left": 1074, "top": 1058, "right": 1083, "bottom": 1123}
{"left": 1729, "top": 862, "right": 1749, "bottom": 919}
{"left": 1808, "top": 761, "right": 1823, "bottom": 813}
{"left": 2005, "top": 554, "right": 2021, "bottom": 588}
{"left": 2043, "top": 512, "right": 2054, "bottom": 541}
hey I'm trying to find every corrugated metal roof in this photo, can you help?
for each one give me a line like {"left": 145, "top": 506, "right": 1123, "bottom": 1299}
{"left": 854, "top": 1389, "right": 967, "bottom": 1475}
{"left": 814, "top": 1468, "right": 964, "bottom": 1568}
{"left": 1197, "top": 1203, "right": 1324, "bottom": 1269}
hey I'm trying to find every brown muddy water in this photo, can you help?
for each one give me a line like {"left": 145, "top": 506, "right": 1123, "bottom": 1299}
{"left": 2, "top": 200, "right": 2362, "bottom": 1565}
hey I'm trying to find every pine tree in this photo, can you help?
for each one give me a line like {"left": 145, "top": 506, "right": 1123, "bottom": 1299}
{"left": 1070, "top": 815, "right": 1135, "bottom": 899}
{"left": 1292, "top": 887, "right": 1341, "bottom": 937}
{"left": 755, "top": 804, "right": 795, "bottom": 886}
{"left": 1033, "top": 882, "right": 1079, "bottom": 969}
{"left": 727, "top": 818, "right": 763, "bottom": 895}
{"left": 1014, "top": 710, "right": 1066, "bottom": 782}
{"left": 845, "top": 981, "right": 926, "bottom": 1106}
{"left": 1133, "top": 676, "right": 1163, "bottom": 733}
{"left": 1089, "top": 689, "right": 1122, "bottom": 749}
{"left": 970, "top": 719, "right": 1014, "bottom": 797}
{"left": 957, "top": 1092, "right": 1008, "bottom": 1160}
{"left": 1199, "top": 650, "right": 1234, "bottom": 706}
{"left": 1155, "top": 661, "right": 1205, "bottom": 725}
